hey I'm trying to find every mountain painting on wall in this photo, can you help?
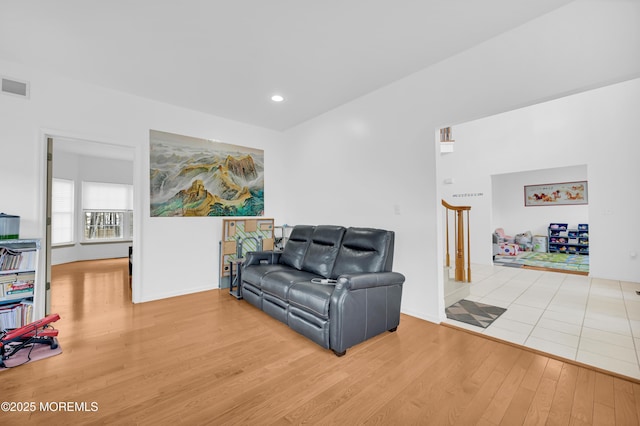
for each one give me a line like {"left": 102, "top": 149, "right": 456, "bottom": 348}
{"left": 150, "top": 130, "right": 264, "bottom": 217}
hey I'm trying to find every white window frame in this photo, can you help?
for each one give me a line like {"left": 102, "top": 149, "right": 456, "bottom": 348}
{"left": 81, "top": 182, "right": 133, "bottom": 243}
{"left": 51, "top": 178, "right": 75, "bottom": 245}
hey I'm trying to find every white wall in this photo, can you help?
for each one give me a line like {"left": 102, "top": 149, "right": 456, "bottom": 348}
{"left": 52, "top": 150, "right": 135, "bottom": 265}
{"left": 0, "top": 59, "right": 287, "bottom": 307}
{"left": 441, "top": 79, "right": 640, "bottom": 282}
{"left": 492, "top": 165, "right": 588, "bottom": 238}
{"left": 1, "top": 0, "right": 638, "bottom": 323}
{"left": 284, "top": 0, "right": 640, "bottom": 323}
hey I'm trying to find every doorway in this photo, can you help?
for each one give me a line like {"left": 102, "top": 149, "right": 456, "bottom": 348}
{"left": 491, "top": 165, "right": 589, "bottom": 274}
{"left": 44, "top": 135, "right": 135, "bottom": 313}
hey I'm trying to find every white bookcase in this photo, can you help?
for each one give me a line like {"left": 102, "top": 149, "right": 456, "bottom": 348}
{"left": 0, "top": 239, "right": 41, "bottom": 329}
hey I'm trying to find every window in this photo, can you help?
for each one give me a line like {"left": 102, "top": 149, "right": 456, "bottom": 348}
{"left": 82, "top": 182, "right": 133, "bottom": 242}
{"left": 52, "top": 178, "right": 74, "bottom": 244}
{"left": 84, "top": 211, "right": 124, "bottom": 240}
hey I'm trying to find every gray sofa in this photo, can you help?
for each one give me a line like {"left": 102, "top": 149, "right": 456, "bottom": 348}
{"left": 241, "top": 225, "right": 405, "bottom": 356}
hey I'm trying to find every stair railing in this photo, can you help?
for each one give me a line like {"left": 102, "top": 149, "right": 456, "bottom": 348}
{"left": 442, "top": 199, "right": 471, "bottom": 282}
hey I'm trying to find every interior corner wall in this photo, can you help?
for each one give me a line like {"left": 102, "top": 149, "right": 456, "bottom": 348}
{"left": 283, "top": 0, "right": 640, "bottom": 323}
{"left": 440, "top": 79, "right": 640, "bottom": 282}
{"left": 0, "top": 58, "right": 287, "bottom": 305}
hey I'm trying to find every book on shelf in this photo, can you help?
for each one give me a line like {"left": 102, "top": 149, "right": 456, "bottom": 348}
{"left": 0, "top": 299, "right": 34, "bottom": 330}
{"left": 5, "top": 285, "right": 34, "bottom": 296}
{"left": 20, "top": 299, "right": 33, "bottom": 326}
{"left": 0, "top": 273, "right": 18, "bottom": 282}
{"left": 0, "top": 272, "right": 35, "bottom": 299}
{"left": 0, "top": 302, "right": 20, "bottom": 330}
{"left": 0, "top": 247, "right": 36, "bottom": 271}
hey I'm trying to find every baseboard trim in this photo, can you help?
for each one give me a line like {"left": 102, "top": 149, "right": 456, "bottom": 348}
{"left": 521, "top": 265, "right": 589, "bottom": 276}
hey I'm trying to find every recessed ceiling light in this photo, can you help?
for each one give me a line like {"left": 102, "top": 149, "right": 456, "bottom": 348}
{"left": 271, "top": 94, "right": 284, "bottom": 102}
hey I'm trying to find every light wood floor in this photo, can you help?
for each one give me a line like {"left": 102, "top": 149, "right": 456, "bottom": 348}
{"left": 2, "top": 259, "right": 640, "bottom": 425}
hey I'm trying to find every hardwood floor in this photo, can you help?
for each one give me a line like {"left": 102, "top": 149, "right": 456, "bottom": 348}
{"left": 2, "top": 258, "right": 640, "bottom": 425}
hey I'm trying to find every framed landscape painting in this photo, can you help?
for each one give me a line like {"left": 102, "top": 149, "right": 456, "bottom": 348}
{"left": 524, "top": 181, "right": 588, "bottom": 206}
{"left": 149, "top": 130, "right": 264, "bottom": 217}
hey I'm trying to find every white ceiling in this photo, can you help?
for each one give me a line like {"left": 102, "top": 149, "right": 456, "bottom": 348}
{"left": 0, "top": 0, "right": 573, "bottom": 131}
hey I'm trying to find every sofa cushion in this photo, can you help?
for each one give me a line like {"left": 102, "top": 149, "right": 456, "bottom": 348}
{"left": 242, "top": 264, "right": 292, "bottom": 287}
{"left": 288, "top": 281, "right": 335, "bottom": 320}
{"left": 261, "top": 269, "right": 320, "bottom": 300}
{"left": 301, "top": 225, "right": 346, "bottom": 278}
{"left": 279, "top": 225, "right": 315, "bottom": 270}
{"left": 331, "top": 227, "right": 394, "bottom": 277}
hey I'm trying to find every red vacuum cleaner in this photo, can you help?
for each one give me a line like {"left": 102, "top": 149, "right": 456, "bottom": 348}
{"left": 0, "top": 313, "right": 60, "bottom": 368}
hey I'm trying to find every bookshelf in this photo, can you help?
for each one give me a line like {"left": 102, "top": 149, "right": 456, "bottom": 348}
{"left": 0, "top": 239, "right": 41, "bottom": 329}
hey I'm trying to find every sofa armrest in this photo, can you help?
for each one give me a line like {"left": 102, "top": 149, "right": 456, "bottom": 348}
{"left": 243, "top": 251, "right": 282, "bottom": 267}
{"left": 329, "top": 271, "right": 404, "bottom": 355}
{"left": 335, "top": 272, "right": 405, "bottom": 291}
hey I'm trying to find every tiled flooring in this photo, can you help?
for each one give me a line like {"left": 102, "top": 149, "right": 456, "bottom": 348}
{"left": 443, "top": 263, "right": 640, "bottom": 380}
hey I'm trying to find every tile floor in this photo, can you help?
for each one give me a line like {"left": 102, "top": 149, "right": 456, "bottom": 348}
{"left": 443, "top": 263, "right": 640, "bottom": 380}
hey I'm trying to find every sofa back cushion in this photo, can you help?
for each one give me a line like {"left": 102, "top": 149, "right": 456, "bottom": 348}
{"left": 279, "top": 225, "right": 315, "bottom": 270}
{"left": 301, "top": 225, "right": 346, "bottom": 278}
{"left": 331, "top": 227, "right": 395, "bottom": 277}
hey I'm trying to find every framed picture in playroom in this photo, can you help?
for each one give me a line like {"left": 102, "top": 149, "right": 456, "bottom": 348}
{"left": 524, "top": 180, "right": 588, "bottom": 206}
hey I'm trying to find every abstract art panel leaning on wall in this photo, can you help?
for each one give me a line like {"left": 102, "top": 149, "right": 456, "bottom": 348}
{"left": 150, "top": 130, "right": 264, "bottom": 217}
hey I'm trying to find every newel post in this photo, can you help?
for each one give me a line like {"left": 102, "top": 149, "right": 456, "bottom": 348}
{"left": 442, "top": 200, "right": 471, "bottom": 283}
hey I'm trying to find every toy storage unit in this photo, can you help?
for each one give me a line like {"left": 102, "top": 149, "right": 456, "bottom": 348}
{"left": 548, "top": 223, "right": 589, "bottom": 254}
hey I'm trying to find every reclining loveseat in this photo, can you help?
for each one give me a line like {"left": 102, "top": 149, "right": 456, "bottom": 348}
{"left": 241, "top": 225, "right": 405, "bottom": 356}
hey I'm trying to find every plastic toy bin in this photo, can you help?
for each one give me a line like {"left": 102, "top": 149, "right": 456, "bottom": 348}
{"left": 0, "top": 213, "right": 20, "bottom": 240}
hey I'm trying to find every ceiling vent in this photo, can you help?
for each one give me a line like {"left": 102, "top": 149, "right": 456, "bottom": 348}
{"left": 1, "top": 76, "right": 30, "bottom": 98}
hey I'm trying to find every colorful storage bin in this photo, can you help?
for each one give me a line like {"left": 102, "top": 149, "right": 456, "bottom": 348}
{"left": 499, "top": 243, "right": 519, "bottom": 256}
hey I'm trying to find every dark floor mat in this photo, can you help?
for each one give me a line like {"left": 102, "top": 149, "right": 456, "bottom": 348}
{"left": 446, "top": 299, "right": 506, "bottom": 328}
